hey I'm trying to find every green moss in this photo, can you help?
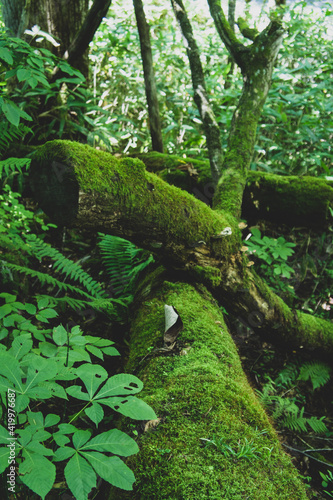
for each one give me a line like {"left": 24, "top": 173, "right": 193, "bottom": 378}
{"left": 110, "top": 281, "right": 308, "bottom": 499}
{"left": 31, "top": 140, "right": 241, "bottom": 253}
{"left": 192, "top": 265, "right": 222, "bottom": 287}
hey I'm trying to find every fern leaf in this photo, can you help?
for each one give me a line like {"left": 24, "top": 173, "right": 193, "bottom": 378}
{"left": 2, "top": 262, "right": 97, "bottom": 300}
{"left": 98, "top": 233, "right": 154, "bottom": 298}
{"left": 24, "top": 234, "right": 106, "bottom": 299}
{"left": 298, "top": 361, "right": 331, "bottom": 390}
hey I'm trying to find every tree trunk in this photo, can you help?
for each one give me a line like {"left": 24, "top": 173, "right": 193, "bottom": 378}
{"left": 134, "top": 152, "right": 333, "bottom": 229}
{"left": 0, "top": 0, "right": 92, "bottom": 79}
{"left": 133, "top": 0, "right": 164, "bottom": 153}
{"left": 107, "top": 277, "right": 308, "bottom": 499}
{"left": 29, "top": 140, "right": 333, "bottom": 355}
{"left": 207, "top": 0, "right": 285, "bottom": 216}
{"left": 171, "top": 0, "right": 223, "bottom": 184}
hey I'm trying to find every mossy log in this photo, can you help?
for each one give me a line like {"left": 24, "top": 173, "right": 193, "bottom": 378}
{"left": 134, "top": 152, "right": 333, "bottom": 229}
{"left": 108, "top": 280, "right": 308, "bottom": 499}
{"left": 29, "top": 140, "right": 333, "bottom": 354}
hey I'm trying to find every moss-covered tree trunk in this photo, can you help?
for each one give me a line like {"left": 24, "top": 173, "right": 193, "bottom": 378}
{"left": 29, "top": 140, "right": 333, "bottom": 355}
{"left": 133, "top": 152, "right": 333, "bottom": 229}
{"left": 107, "top": 278, "right": 308, "bottom": 499}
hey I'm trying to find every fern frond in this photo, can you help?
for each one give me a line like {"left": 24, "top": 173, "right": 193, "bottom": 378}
{"left": 35, "top": 294, "right": 119, "bottom": 316}
{"left": 24, "top": 234, "right": 106, "bottom": 299}
{"left": 98, "top": 233, "right": 154, "bottom": 298}
{"left": 2, "top": 261, "right": 97, "bottom": 300}
{"left": 0, "top": 157, "right": 31, "bottom": 178}
{"left": 275, "top": 363, "right": 298, "bottom": 388}
{"left": 281, "top": 407, "right": 328, "bottom": 434}
{"left": 298, "top": 361, "right": 331, "bottom": 390}
{"left": 0, "top": 121, "right": 31, "bottom": 155}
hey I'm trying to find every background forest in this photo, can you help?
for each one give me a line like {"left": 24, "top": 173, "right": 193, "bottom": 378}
{"left": 0, "top": 0, "right": 332, "bottom": 499}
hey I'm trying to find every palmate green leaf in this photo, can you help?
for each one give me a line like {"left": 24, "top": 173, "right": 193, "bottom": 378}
{"left": 80, "top": 429, "right": 139, "bottom": 457}
{"left": 65, "top": 452, "right": 96, "bottom": 500}
{"left": 101, "top": 395, "right": 157, "bottom": 420}
{"left": 19, "top": 452, "right": 56, "bottom": 500}
{"left": 75, "top": 363, "right": 108, "bottom": 398}
{"left": 83, "top": 451, "right": 135, "bottom": 490}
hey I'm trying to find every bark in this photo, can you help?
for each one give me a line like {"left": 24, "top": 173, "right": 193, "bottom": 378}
{"left": 170, "top": 0, "right": 223, "bottom": 184}
{"left": 53, "top": 0, "right": 112, "bottom": 81}
{"left": 108, "top": 277, "right": 308, "bottom": 499}
{"left": 207, "top": 0, "right": 285, "bottom": 216}
{"left": 29, "top": 140, "right": 333, "bottom": 355}
{"left": 134, "top": 152, "right": 333, "bottom": 229}
{"left": 5, "top": 0, "right": 90, "bottom": 78}
{"left": 133, "top": 0, "right": 164, "bottom": 153}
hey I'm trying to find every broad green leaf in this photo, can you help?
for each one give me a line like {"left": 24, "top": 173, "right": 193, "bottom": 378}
{"left": 2, "top": 101, "right": 20, "bottom": 126}
{"left": 73, "top": 430, "right": 91, "bottom": 449}
{"left": 85, "top": 402, "right": 104, "bottom": 426}
{"left": 95, "top": 373, "right": 143, "bottom": 400}
{"left": 75, "top": 364, "right": 108, "bottom": 398}
{"left": 66, "top": 385, "right": 90, "bottom": 401}
{"left": 53, "top": 433, "right": 70, "bottom": 447}
{"left": 19, "top": 453, "right": 56, "bottom": 499}
{"left": 9, "top": 334, "right": 33, "bottom": 360}
{"left": 0, "top": 352, "right": 23, "bottom": 389}
{"left": 17, "top": 68, "right": 31, "bottom": 82}
{"left": 53, "top": 325, "right": 68, "bottom": 346}
{"left": 81, "top": 429, "right": 139, "bottom": 456}
{"left": 25, "top": 440, "right": 53, "bottom": 456}
{"left": 53, "top": 445, "right": 75, "bottom": 461}
{"left": 0, "top": 47, "right": 13, "bottom": 64}
{"left": 65, "top": 453, "right": 96, "bottom": 500}
{"left": 0, "top": 446, "right": 10, "bottom": 473}
{"left": 83, "top": 452, "right": 135, "bottom": 490}
{"left": 101, "top": 396, "right": 157, "bottom": 420}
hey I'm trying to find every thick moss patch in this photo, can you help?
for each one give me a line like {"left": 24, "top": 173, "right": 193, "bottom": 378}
{"left": 110, "top": 281, "right": 308, "bottom": 499}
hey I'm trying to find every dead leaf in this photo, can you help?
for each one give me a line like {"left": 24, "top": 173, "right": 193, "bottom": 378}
{"left": 164, "top": 304, "right": 183, "bottom": 349}
{"left": 144, "top": 419, "right": 162, "bottom": 432}
{"left": 238, "top": 222, "right": 247, "bottom": 230}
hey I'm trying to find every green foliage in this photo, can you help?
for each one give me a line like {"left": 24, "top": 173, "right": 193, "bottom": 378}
{"left": 297, "top": 361, "right": 331, "bottom": 391}
{"left": 0, "top": 188, "right": 128, "bottom": 316}
{"left": 254, "top": 2, "right": 333, "bottom": 177}
{"left": 246, "top": 227, "right": 296, "bottom": 280}
{"left": 320, "top": 469, "right": 333, "bottom": 498}
{"left": 98, "top": 233, "right": 154, "bottom": 302}
{"left": 0, "top": 293, "right": 156, "bottom": 498}
{"left": 257, "top": 360, "right": 330, "bottom": 434}
{"left": 201, "top": 435, "right": 268, "bottom": 462}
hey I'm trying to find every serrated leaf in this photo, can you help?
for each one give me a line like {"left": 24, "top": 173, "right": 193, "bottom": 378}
{"left": 65, "top": 453, "right": 96, "bottom": 500}
{"left": 83, "top": 452, "right": 135, "bottom": 490}
{"left": 81, "top": 429, "right": 139, "bottom": 456}
{"left": 19, "top": 453, "right": 56, "bottom": 499}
